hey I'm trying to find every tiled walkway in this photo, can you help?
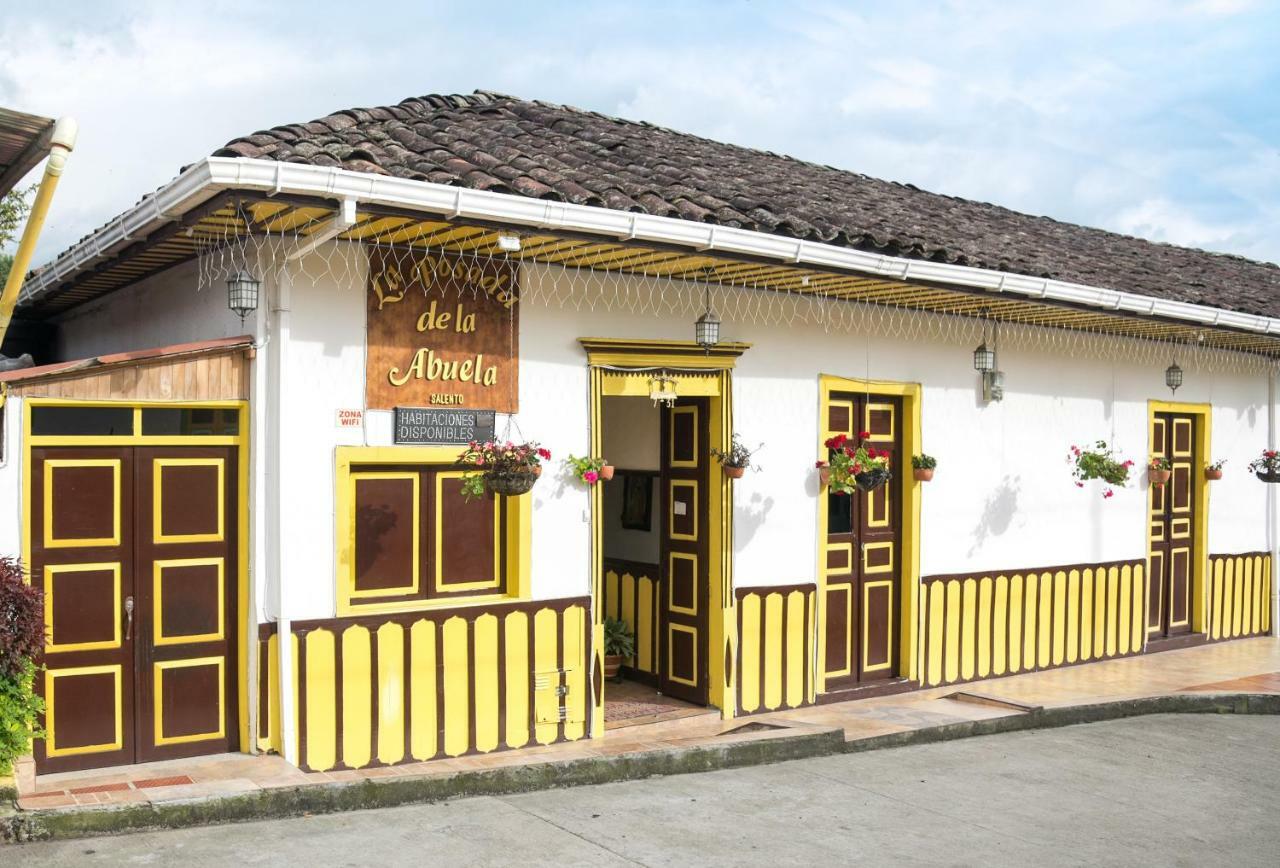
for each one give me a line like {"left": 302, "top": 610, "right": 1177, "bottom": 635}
{"left": 15, "top": 637, "right": 1280, "bottom": 814}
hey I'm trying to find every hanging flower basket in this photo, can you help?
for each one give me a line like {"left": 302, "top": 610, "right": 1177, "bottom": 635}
{"left": 723, "top": 465, "right": 746, "bottom": 480}
{"left": 484, "top": 467, "right": 539, "bottom": 497}
{"left": 1149, "top": 468, "right": 1172, "bottom": 485}
{"left": 456, "top": 440, "right": 550, "bottom": 500}
{"left": 565, "top": 455, "right": 612, "bottom": 487}
{"left": 854, "top": 467, "right": 893, "bottom": 492}
{"left": 913, "top": 467, "right": 934, "bottom": 482}
{"left": 1067, "top": 441, "right": 1132, "bottom": 500}
{"left": 911, "top": 453, "right": 936, "bottom": 483}
{"left": 711, "top": 434, "right": 761, "bottom": 480}
{"left": 817, "top": 431, "right": 890, "bottom": 495}
{"left": 1248, "top": 451, "right": 1280, "bottom": 483}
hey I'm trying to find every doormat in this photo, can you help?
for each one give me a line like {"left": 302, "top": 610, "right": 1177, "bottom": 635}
{"left": 604, "top": 699, "right": 678, "bottom": 721}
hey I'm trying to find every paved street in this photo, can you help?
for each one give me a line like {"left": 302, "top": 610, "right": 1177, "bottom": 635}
{"left": 13, "top": 714, "right": 1280, "bottom": 867}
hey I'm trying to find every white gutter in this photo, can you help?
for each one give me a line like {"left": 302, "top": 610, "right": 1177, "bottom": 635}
{"left": 22, "top": 156, "right": 1280, "bottom": 341}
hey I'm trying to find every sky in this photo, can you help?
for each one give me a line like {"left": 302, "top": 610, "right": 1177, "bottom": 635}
{"left": 1, "top": 0, "right": 1277, "bottom": 266}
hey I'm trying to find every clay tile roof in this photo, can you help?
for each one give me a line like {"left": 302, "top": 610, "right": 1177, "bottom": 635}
{"left": 213, "top": 90, "right": 1280, "bottom": 317}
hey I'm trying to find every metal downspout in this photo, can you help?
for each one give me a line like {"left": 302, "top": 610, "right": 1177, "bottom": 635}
{"left": 0, "top": 117, "right": 77, "bottom": 347}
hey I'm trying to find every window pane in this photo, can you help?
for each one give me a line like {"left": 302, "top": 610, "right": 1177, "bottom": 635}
{"left": 353, "top": 475, "right": 418, "bottom": 596}
{"left": 31, "top": 405, "right": 133, "bottom": 436}
{"left": 141, "top": 408, "right": 240, "bottom": 436}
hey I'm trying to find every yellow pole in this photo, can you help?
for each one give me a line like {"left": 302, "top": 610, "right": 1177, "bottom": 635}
{"left": 0, "top": 117, "right": 77, "bottom": 347}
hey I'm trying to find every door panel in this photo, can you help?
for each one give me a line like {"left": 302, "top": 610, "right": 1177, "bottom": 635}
{"left": 659, "top": 398, "right": 709, "bottom": 704}
{"left": 32, "top": 448, "right": 137, "bottom": 773}
{"left": 135, "top": 447, "right": 238, "bottom": 762}
{"left": 1148, "top": 412, "right": 1196, "bottom": 639}
{"left": 822, "top": 394, "right": 902, "bottom": 692}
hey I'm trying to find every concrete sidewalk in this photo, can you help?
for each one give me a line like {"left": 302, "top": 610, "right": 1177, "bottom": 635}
{"left": 12, "top": 714, "right": 1280, "bottom": 866}
{"left": 4, "top": 637, "right": 1279, "bottom": 843}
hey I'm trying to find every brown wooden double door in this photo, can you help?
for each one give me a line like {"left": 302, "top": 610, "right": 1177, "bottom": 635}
{"left": 822, "top": 393, "right": 902, "bottom": 691}
{"left": 31, "top": 446, "right": 238, "bottom": 773}
{"left": 1148, "top": 412, "right": 1197, "bottom": 640}
{"left": 658, "top": 398, "right": 710, "bottom": 704}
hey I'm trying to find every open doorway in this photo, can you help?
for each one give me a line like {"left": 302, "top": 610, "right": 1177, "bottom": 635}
{"left": 600, "top": 395, "right": 711, "bottom": 728}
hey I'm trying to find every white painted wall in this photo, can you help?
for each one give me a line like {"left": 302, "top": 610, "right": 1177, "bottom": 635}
{"left": 55, "top": 258, "right": 249, "bottom": 358}
{"left": 0, "top": 396, "right": 23, "bottom": 558}
{"left": 11, "top": 245, "right": 1272, "bottom": 618}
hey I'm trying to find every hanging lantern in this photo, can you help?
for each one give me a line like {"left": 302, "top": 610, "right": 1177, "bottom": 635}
{"left": 1166, "top": 362, "right": 1183, "bottom": 394}
{"left": 227, "top": 269, "right": 261, "bottom": 321}
{"left": 973, "top": 341, "right": 995, "bottom": 373}
{"left": 694, "top": 283, "right": 720, "bottom": 349}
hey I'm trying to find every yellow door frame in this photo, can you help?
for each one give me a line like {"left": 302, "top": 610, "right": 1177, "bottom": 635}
{"left": 1147, "top": 400, "right": 1212, "bottom": 637}
{"left": 816, "top": 375, "right": 923, "bottom": 693}
{"left": 581, "top": 338, "right": 748, "bottom": 730}
{"left": 21, "top": 397, "right": 252, "bottom": 753}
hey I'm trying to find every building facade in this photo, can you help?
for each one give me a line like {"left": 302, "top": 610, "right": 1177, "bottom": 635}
{"left": 1, "top": 92, "right": 1275, "bottom": 775}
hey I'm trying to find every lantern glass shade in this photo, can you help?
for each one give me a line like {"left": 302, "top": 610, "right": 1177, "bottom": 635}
{"left": 695, "top": 308, "right": 721, "bottom": 348}
{"left": 1166, "top": 362, "right": 1183, "bottom": 393}
{"left": 227, "top": 269, "right": 261, "bottom": 320}
{"left": 973, "top": 342, "right": 995, "bottom": 373}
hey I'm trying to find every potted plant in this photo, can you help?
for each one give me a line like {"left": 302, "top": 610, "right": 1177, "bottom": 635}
{"left": 817, "top": 431, "right": 892, "bottom": 493}
{"left": 711, "top": 435, "right": 760, "bottom": 479}
{"left": 1205, "top": 458, "right": 1226, "bottom": 481}
{"left": 602, "top": 617, "right": 635, "bottom": 680}
{"left": 1067, "top": 440, "right": 1132, "bottom": 499}
{"left": 912, "top": 453, "right": 936, "bottom": 482}
{"left": 456, "top": 440, "right": 551, "bottom": 500}
{"left": 1248, "top": 450, "right": 1280, "bottom": 483}
{"left": 565, "top": 455, "right": 614, "bottom": 485}
{"left": 1148, "top": 456, "right": 1172, "bottom": 486}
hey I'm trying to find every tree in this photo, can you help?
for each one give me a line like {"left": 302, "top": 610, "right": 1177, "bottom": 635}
{"left": 0, "top": 186, "right": 34, "bottom": 290}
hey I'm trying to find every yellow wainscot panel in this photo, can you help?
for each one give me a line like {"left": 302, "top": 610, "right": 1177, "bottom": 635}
{"left": 1080, "top": 569, "right": 1095, "bottom": 661}
{"left": 785, "top": 590, "right": 804, "bottom": 709}
{"left": 992, "top": 576, "right": 1008, "bottom": 676}
{"left": 442, "top": 617, "right": 470, "bottom": 757}
{"left": 410, "top": 619, "right": 437, "bottom": 761}
{"left": 533, "top": 608, "right": 559, "bottom": 745}
{"left": 504, "top": 611, "right": 530, "bottom": 749}
{"left": 926, "top": 583, "right": 944, "bottom": 686}
{"left": 563, "top": 605, "right": 586, "bottom": 740}
{"left": 944, "top": 581, "right": 960, "bottom": 684}
{"left": 1118, "top": 566, "right": 1132, "bottom": 656}
{"left": 960, "top": 578, "right": 977, "bottom": 682}
{"left": 376, "top": 622, "right": 405, "bottom": 766}
{"left": 473, "top": 613, "right": 500, "bottom": 753}
{"left": 1007, "top": 575, "right": 1024, "bottom": 673}
{"left": 341, "top": 625, "right": 373, "bottom": 769}
{"left": 638, "top": 578, "right": 655, "bottom": 673}
{"left": 1065, "top": 570, "right": 1080, "bottom": 664}
{"left": 305, "top": 630, "right": 337, "bottom": 772}
{"left": 977, "top": 577, "right": 993, "bottom": 679}
{"left": 740, "top": 594, "right": 761, "bottom": 712}
{"left": 763, "top": 593, "right": 783, "bottom": 710}
{"left": 1052, "top": 571, "right": 1067, "bottom": 665}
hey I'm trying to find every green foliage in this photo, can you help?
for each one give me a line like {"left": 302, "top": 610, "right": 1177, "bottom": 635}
{"left": 565, "top": 454, "right": 607, "bottom": 485}
{"left": 602, "top": 617, "right": 635, "bottom": 658}
{"left": 711, "top": 434, "right": 761, "bottom": 470}
{"left": 911, "top": 453, "right": 937, "bottom": 470}
{"left": 1, "top": 186, "right": 34, "bottom": 249}
{"left": 0, "top": 253, "right": 12, "bottom": 289}
{"left": 0, "top": 659, "right": 43, "bottom": 776}
{"left": 1068, "top": 440, "right": 1133, "bottom": 499}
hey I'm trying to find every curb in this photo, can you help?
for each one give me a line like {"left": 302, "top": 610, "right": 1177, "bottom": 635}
{"left": 4, "top": 692, "right": 1277, "bottom": 843}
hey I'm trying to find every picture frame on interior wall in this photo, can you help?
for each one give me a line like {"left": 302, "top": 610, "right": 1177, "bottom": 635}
{"left": 620, "top": 472, "right": 654, "bottom": 530}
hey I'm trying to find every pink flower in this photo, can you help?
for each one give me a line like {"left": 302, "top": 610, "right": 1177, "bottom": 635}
{"left": 475, "top": 456, "right": 485, "bottom": 466}
{"left": 1075, "top": 481, "right": 1083, "bottom": 488}
{"left": 1103, "top": 489, "right": 1114, "bottom": 499}
{"left": 815, "top": 461, "right": 827, "bottom": 469}
{"left": 583, "top": 470, "right": 599, "bottom": 484}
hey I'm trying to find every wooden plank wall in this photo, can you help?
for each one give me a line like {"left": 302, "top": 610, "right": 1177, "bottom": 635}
{"left": 917, "top": 561, "right": 1147, "bottom": 689}
{"left": 7, "top": 351, "right": 250, "bottom": 401}
{"left": 735, "top": 584, "right": 816, "bottom": 715}
{"left": 287, "top": 598, "right": 589, "bottom": 773}
{"left": 602, "top": 558, "right": 660, "bottom": 684}
{"left": 1207, "top": 552, "right": 1272, "bottom": 641}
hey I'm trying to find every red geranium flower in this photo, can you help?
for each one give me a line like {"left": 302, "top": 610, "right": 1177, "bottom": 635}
{"left": 537, "top": 447, "right": 551, "bottom": 461}
{"left": 858, "top": 430, "right": 871, "bottom": 440}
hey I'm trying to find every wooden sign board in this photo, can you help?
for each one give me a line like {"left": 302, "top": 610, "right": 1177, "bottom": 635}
{"left": 365, "top": 249, "right": 519, "bottom": 413}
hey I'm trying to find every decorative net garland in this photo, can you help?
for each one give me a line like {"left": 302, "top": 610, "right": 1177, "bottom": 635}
{"left": 192, "top": 210, "right": 1280, "bottom": 378}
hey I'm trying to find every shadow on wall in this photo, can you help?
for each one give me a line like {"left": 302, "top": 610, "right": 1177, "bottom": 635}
{"left": 735, "top": 490, "right": 775, "bottom": 549}
{"left": 969, "top": 474, "right": 1020, "bottom": 557}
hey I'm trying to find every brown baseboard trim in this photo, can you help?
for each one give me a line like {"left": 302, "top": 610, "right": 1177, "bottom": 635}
{"left": 816, "top": 678, "right": 919, "bottom": 705}
{"left": 1145, "top": 633, "right": 1209, "bottom": 653}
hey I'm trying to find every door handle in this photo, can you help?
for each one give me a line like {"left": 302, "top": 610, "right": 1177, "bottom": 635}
{"left": 124, "top": 596, "right": 135, "bottom": 641}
